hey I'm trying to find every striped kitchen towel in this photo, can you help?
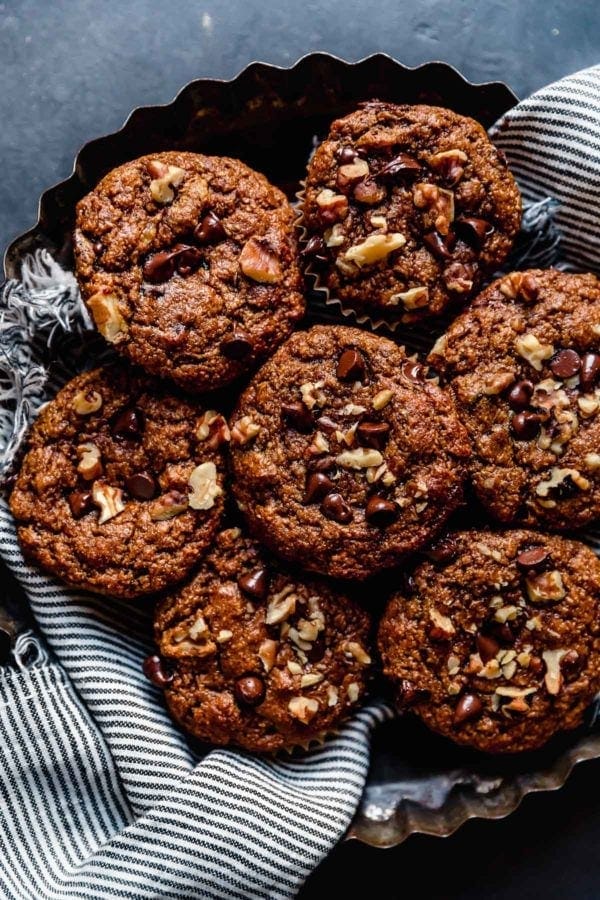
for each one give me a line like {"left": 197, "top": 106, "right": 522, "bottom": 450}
{"left": 1, "top": 62, "right": 600, "bottom": 900}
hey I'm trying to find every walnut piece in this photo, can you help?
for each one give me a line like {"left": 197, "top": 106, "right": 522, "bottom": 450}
{"left": 324, "top": 224, "right": 345, "bottom": 247}
{"left": 336, "top": 448, "right": 383, "bottom": 470}
{"left": 515, "top": 334, "right": 554, "bottom": 371}
{"left": 230, "top": 415, "right": 261, "bottom": 445}
{"left": 315, "top": 189, "right": 349, "bottom": 224}
{"left": 347, "top": 682, "right": 360, "bottom": 703}
{"left": 149, "top": 490, "right": 189, "bottom": 520}
{"left": 413, "top": 183, "right": 455, "bottom": 234}
{"left": 525, "top": 570, "right": 566, "bottom": 604}
{"left": 341, "top": 232, "right": 406, "bottom": 268}
{"left": 195, "top": 410, "right": 231, "bottom": 449}
{"left": 301, "top": 673, "right": 324, "bottom": 688}
{"left": 92, "top": 481, "right": 125, "bottom": 524}
{"left": 258, "top": 639, "right": 278, "bottom": 673}
{"left": 499, "top": 272, "right": 539, "bottom": 302}
{"left": 429, "top": 607, "right": 455, "bottom": 638}
{"left": 87, "top": 292, "right": 128, "bottom": 344}
{"left": 188, "top": 462, "right": 222, "bottom": 510}
{"left": 265, "top": 585, "right": 297, "bottom": 625}
{"left": 345, "top": 641, "right": 372, "bottom": 666}
{"left": 300, "top": 381, "right": 326, "bottom": 410}
{"left": 76, "top": 442, "right": 102, "bottom": 481}
{"left": 428, "top": 148, "right": 468, "bottom": 184}
{"left": 239, "top": 238, "right": 282, "bottom": 283}
{"left": 147, "top": 161, "right": 185, "bottom": 204}
{"left": 372, "top": 389, "right": 393, "bottom": 410}
{"left": 336, "top": 158, "right": 370, "bottom": 192}
{"left": 388, "top": 286, "right": 429, "bottom": 310}
{"left": 288, "top": 696, "right": 319, "bottom": 724}
{"left": 542, "top": 649, "right": 567, "bottom": 695}
{"left": 72, "top": 390, "right": 103, "bottom": 416}
{"left": 536, "top": 467, "right": 590, "bottom": 498}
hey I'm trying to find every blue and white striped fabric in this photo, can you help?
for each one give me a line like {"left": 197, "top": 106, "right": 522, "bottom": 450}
{"left": 1, "top": 63, "right": 600, "bottom": 900}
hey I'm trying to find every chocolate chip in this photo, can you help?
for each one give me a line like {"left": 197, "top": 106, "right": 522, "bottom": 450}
{"left": 425, "top": 535, "right": 458, "bottom": 564}
{"left": 423, "top": 230, "right": 455, "bottom": 260}
{"left": 281, "top": 400, "right": 314, "bottom": 433}
{"left": 304, "top": 472, "right": 335, "bottom": 504}
{"left": 68, "top": 490, "right": 93, "bottom": 518}
{"left": 238, "top": 567, "right": 269, "bottom": 600}
{"left": 172, "top": 244, "right": 203, "bottom": 276}
{"left": 455, "top": 217, "right": 493, "bottom": 249}
{"left": 507, "top": 379, "right": 534, "bottom": 411}
{"left": 377, "top": 153, "right": 420, "bottom": 180}
{"left": 305, "top": 635, "right": 327, "bottom": 663}
{"left": 112, "top": 407, "right": 143, "bottom": 439}
{"left": 353, "top": 179, "right": 385, "bottom": 204}
{"left": 93, "top": 241, "right": 104, "bottom": 255}
{"left": 511, "top": 411, "right": 541, "bottom": 441}
{"left": 401, "top": 359, "right": 426, "bottom": 383}
{"left": 194, "top": 211, "right": 226, "bottom": 245}
{"left": 220, "top": 328, "right": 253, "bottom": 360}
{"left": 309, "top": 455, "right": 338, "bottom": 473}
{"left": 336, "top": 146, "right": 358, "bottom": 165}
{"left": 489, "top": 621, "right": 516, "bottom": 645}
{"left": 125, "top": 472, "right": 156, "bottom": 501}
{"left": 142, "top": 654, "right": 174, "bottom": 688}
{"left": 554, "top": 474, "right": 579, "bottom": 499}
{"left": 356, "top": 421, "right": 390, "bottom": 450}
{"left": 365, "top": 495, "right": 399, "bottom": 526}
{"left": 476, "top": 633, "right": 500, "bottom": 663}
{"left": 300, "top": 235, "right": 329, "bottom": 267}
{"left": 337, "top": 349, "right": 366, "bottom": 382}
{"left": 233, "top": 673, "right": 266, "bottom": 708}
{"left": 397, "top": 679, "right": 429, "bottom": 707}
{"left": 321, "top": 492, "right": 352, "bottom": 524}
{"left": 453, "top": 693, "right": 483, "bottom": 725}
{"left": 516, "top": 546, "right": 550, "bottom": 572}
{"left": 580, "top": 352, "right": 600, "bottom": 392}
{"left": 550, "top": 348, "right": 581, "bottom": 379}
{"left": 143, "top": 250, "right": 176, "bottom": 283}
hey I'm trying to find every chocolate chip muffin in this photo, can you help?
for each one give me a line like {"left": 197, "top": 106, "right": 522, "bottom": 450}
{"left": 378, "top": 529, "right": 600, "bottom": 754}
{"left": 302, "top": 101, "right": 521, "bottom": 323}
{"left": 228, "top": 325, "right": 471, "bottom": 580}
{"left": 74, "top": 152, "right": 305, "bottom": 392}
{"left": 429, "top": 270, "right": 600, "bottom": 530}
{"left": 147, "top": 527, "right": 373, "bottom": 753}
{"left": 10, "top": 365, "right": 227, "bottom": 598}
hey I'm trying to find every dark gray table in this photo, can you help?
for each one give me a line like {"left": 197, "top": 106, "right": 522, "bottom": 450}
{"left": 1, "top": 2, "right": 599, "bottom": 897}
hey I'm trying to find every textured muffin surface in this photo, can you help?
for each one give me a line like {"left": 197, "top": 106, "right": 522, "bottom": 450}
{"left": 302, "top": 101, "right": 521, "bottom": 321}
{"left": 74, "top": 151, "right": 305, "bottom": 392}
{"left": 378, "top": 529, "right": 600, "bottom": 753}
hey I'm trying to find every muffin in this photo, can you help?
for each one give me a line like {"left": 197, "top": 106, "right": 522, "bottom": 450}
{"left": 146, "top": 527, "right": 373, "bottom": 753}
{"left": 10, "top": 365, "right": 226, "bottom": 598}
{"left": 378, "top": 529, "right": 600, "bottom": 754}
{"left": 302, "top": 101, "right": 521, "bottom": 323}
{"left": 228, "top": 324, "right": 471, "bottom": 580}
{"left": 428, "top": 269, "right": 600, "bottom": 530}
{"left": 74, "top": 151, "right": 305, "bottom": 392}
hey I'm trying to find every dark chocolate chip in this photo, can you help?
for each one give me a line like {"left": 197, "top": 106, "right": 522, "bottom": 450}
{"left": 304, "top": 472, "right": 335, "bottom": 504}
{"left": 516, "top": 546, "right": 550, "bottom": 572}
{"left": 68, "top": 490, "right": 93, "bottom": 518}
{"left": 580, "top": 352, "right": 600, "bottom": 392}
{"left": 281, "top": 400, "right": 314, "bottom": 433}
{"left": 93, "top": 241, "right": 104, "bottom": 255}
{"left": 476, "top": 633, "right": 500, "bottom": 663}
{"left": 365, "top": 495, "right": 399, "bottom": 526}
{"left": 238, "top": 567, "right": 269, "bottom": 601}
{"left": 172, "top": 244, "right": 203, "bottom": 276}
{"left": 507, "top": 379, "right": 534, "bottom": 412}
{"left": 142, "top": 654, "right": 174, "bottom": 688}
{"left": 125, "top": 472, "right": 156, "bottom": 501}
{"left": 305, "top": 635, "right": 327, "bottom": 663}
{"left": 511, "top": 411, "right": 541, "bottom": 441}
{"left": 553, "top": 475, "right": 579, "bottom": 500}
{"left": 309, "top": 455, "right": 338, "bottom": 473}
{"left": 455, "top": 217, "right": 493, "bottom": 249}
{"left": 489, "top": 621, "right": 517, "bottom": 644}
{"left": 194, "top": 211, "right": 226, "bottom": 245}
{"left": 401, "top": 359, "right": 426, "bottom": 383}
{"left": 453, "top": 693, "right": 483, "bottom": 725}
{"left": 220, "top": 328, "right": 253, "bottom": 360}
{"left": 336, "top": 349, "right": 366, "bottom": 382}
{"left": 112, "top": 407, "right": 143, "bottom": 439}
{"left": 233, "top": 673, "right": 266, "bottom": 708}
{"left": 321, "top": 492, "right": 352, "bottom": 524}
{"left": 423, "top": 230, "right": 455, "bottom": 261}
{"left": 550, "top": 348, "right": 581, "bottom": 379}
{"left": 356, "top": 421, "right": 390, "bottom": 449}
{"left": 315, "top": 415, "right": 338, "bottom": 434}
{"left": 425, "top": 535, "right": 458, "bottom": 564}
{"left": 397, "top": 679, "right": 430, "bottom": 707}
{"left": 300, "top": 235, "right": 329, "bottom": 267}
{"left": 377, "top": 153, "right": 421, "bottom": 180}
{"left": 336, "top": 146, "right": 358, "bottom": 165}
{"left": 143, "top": 250, "right": 176, "bottom": 283}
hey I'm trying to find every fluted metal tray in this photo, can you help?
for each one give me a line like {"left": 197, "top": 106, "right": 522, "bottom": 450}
{"left": 6, "top": 51, "right": 599, "bottom": 848}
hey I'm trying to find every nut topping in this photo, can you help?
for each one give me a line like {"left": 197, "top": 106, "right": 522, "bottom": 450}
{"left": 231, "top": 416, "right": 261, "bottom": 445}
{"left": 195, "top": 410, "right": 231, "bottom": 449}
{"left": 341, "top": 233, "right": 406, "bottom": 268}
{"left": 72, "top": 390, "right": 103, "bottom": 415}
{"left": 429, "top": 607, "right": 455, "bottom": 640}
{"left": 149, "top": 490, "right": 188, "bottom": 520}
{"left": 428, "top": 148, "right": 468, "bottom": 185}
{"left": 239, "top": 238, "right": 282, "bottom": 283}
{"left": 388, "top": 286, "right": 429, "bottom": 310}
{"left": 315, "top": 188, "right": 349, "bottom": 224}
{"left": 536, "top": 467, "right": 590, "bottom": 498}
{"left": 336, "top": 448, "right": 383, "bottom": 470}
{"left": 443, "top": 262, "right": 474, "bottom": 294}
{"left": 499, "top": 272, "right": 539, "bottom": 302}
{"left": 344, "top": 641, "right": 372, "bottom": 666}
{"left": 147, "top": 162, "right": 185, "bottom": 204}
{"left": 288, "top": 696, "right": 319, "bottom": 724}
{"left": 87, "top": 291, "right": 128, "bottom": 344}
{"left": 265, "top": 585, "right": 297, "bottom": 625}
{"left": 542, "top": 649, "right": 567, "bottom": 695}
{"left": 76, "top": 442, "right": 102, "bottom": 481}
{"left": 188, "top": 462, "right": 222, "bottom": 510}
{"left": 258, "top": 639, "right": 278, "bottom": 673}
{"left": 413, "top": 183, "right": 455, "bottom": 234}
{"left": 372, "top": 389, "right": 393, "bottom": 410}
{"left": 336, "top": 158, "right": 370, "bottom": 193}
{"left": 515, "top": 334, "right": 554, "bottom": 371}
{"left": 91, "top": 482, "right": 126, "bottom": 524}
{"left": 525, "top": 570, "right": 566, "bottom": 604}
{"left": 300, "top": 381, "right": 327, "bottom": 410}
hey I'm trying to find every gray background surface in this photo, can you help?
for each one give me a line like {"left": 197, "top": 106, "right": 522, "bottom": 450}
{"left": 1, "top": 1, "right": 600, "bottom": 897}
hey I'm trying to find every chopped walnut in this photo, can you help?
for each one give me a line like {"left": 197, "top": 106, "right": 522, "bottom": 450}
{"left": 287, "top": 660, "right": 303, "bottom": 675}
{"left": 147, "top": 161, "right": 185, "bottom": 204}
{"left": 258, "top": 639, "right": 278, "bottom": 673}
{"left": 515, "top": 334, "right": 554, "bottom": 371}
{"left": 301, "top": 673, "right": 324, "bottom": 688}
{"left": 195, "top": 410, "right": 231, "bottom": 448}
{"left": 584, "top": 453, "right": 600, "bottom": 470}
{"left": 336, "top": 448, "right": 383, "bottom": 470}
{"left": 300, "top": 381, "right": 326, "bottom": 410}
{"left": 499, "top": 272, "right": 539, "bottom": 302}
{"left": 413, "top": 183, "right": 455, "bottom": 234}
{"left": 372, "top": 389, "right": 393, "bottom": 410}
{"left": 327, "top": 685, "right": 339, "bottom": 707}
{"left": 483, "top": 371, "right": 516, "bottom": 396}
{"left": 578, "top": 395, "right": 599, "bottom": 417}
{"left": 87, "top": 291, "right": 128, "bottom": 343}
{"left": 72, "top": 390, "right": 103, "bottom": 415}
{"left": 288, "top": 696, "right": 319, "bottom": 723}
{"left": 388, "top": 286, "right": 429, "bottom": 310}
{"left": 265, "top": 585, "right": 297, "bottom": 625}
{"left": 336, "top": 158, "right": 370, "bottom": 192}
{"left": 429, "top": 607, "right": 455, "bottom": 638}
{"left": 536, "top": 467, "right": 590, "bottom": 498}
{"left": 149, "top": 490, "right": 188, "bottom": 520}
{"left": 346, "top": 682, "right": 360, "bottom": 703}
{"left": 92, "top": 482, "right": 126, "bottom": 525}
{"left": 428, "top": 148, "right": 468, "bottom": 184}
{"left": 447, "top": 654, "right": 460, "bottom": 676}
{"left": 239, "top": 238, "right": 282, "bottom": 283}
{"left": 344, "top": 641, "right": 372, "bottom": 666}
{"left": 324, "top": 224, "right": 345, "bottom": 247}
{"left": 316, "top": 189, "right": 349, "bottom": 224}
{"left": 309, "top": 431, "right": 330, "bottom": 455}
{"left": 542, "top": 649, "right": 567, "bottom": 695}
{"left": 341, "top": 232, "right": 406, "bottom": 268}
{"left": 525, "top": 570, "right": 566, "bottom": 604}
{"left": 231, "top": 416, "right": 261, "bottom": 445}
{"left": 493, "top": 604, "right": 519, "bottom": 623}
{"left": 76, "top": 442, "right": 102, "bottom": 481}
{"left": 216, "top": 630, "right": 233, "bottom": 644}
{"left": 188, "top": 462, "right": 222, "bottom": 510}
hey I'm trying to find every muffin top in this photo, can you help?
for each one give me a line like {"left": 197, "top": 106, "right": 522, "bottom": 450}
{"left": 228, "top": 324, "right": 471, "bottom": 580}
{"left": 149, "top": 527, "right": 373, "bottom": 753}
{"left": 74, "top": 151, "right": 305, "bottom": 392}
{"left": 10, "top": 365, "right": 226, "bottom": 598}
{"left": 302, "top": 101, "right": 521, "bottom": 322}
{"left": 429, "top": 269, "right": 600, "bottom": 530}
{"left": 378, "top": 529, "right": 600, "bottom": 753}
